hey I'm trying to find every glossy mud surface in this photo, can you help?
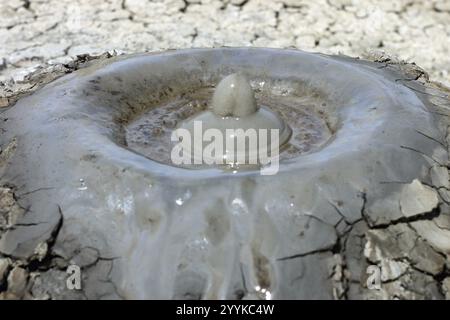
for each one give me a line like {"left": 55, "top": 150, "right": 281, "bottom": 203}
{"left": 125, "top": 85, "right": 332, "bottom": 166}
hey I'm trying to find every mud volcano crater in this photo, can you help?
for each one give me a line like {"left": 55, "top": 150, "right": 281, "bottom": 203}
{"left": 1, "top": 48, "right": 450, "bottom": 299}
{"left": 100, "top": 52, "right": 336, "bottom": 168}
{"left": 125, "top": 83, "right": 333, "bottom": 166}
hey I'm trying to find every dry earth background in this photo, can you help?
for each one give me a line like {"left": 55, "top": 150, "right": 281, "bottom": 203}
{"left": 1, "top": 0, "right": 450, "bottom": 300}
{"left": 0, "top": 0, "right": 450, "bottom": 86}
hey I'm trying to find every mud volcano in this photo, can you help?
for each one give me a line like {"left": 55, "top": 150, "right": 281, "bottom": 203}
{"left": 1, "top": 48, "right": 450, "bottom": 299}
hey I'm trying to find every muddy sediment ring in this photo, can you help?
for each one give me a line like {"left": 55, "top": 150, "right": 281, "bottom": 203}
{"left": 1, "top": 48, "right": 450, "bottom": 299}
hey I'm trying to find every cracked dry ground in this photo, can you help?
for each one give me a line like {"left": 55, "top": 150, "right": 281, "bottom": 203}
{"left": 0, "top": 0, "right": 450, "bottom": 86}
{"left": 1, "top": 1, "right": 450, "bottom": 300}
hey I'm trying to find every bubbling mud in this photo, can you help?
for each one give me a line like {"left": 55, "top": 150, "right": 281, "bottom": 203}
{"left": 125, "top": 84, "right": 333, "bottom": 167}
{"left": 1, "top": 48, "right": 446, "bottom": 299}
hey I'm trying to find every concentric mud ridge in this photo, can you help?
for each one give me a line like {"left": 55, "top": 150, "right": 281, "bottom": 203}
{"left": 0, "top": 49, "right": 450, "bottom": 300}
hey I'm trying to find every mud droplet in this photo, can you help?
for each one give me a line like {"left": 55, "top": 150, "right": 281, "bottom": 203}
{"left": 78, "top": 178, "right": 88, "bottom": 191}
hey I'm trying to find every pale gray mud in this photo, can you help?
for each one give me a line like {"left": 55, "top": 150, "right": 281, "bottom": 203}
{"left": 0, "top": 49, "right": 450, "bottom": 299}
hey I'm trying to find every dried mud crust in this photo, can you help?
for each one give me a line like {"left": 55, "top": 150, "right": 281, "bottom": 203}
{"left": 0, "top": 52, "right": 450, "bottom": 300}
{"left": 0, "top": 0, "right": 449, "bottom": 87}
